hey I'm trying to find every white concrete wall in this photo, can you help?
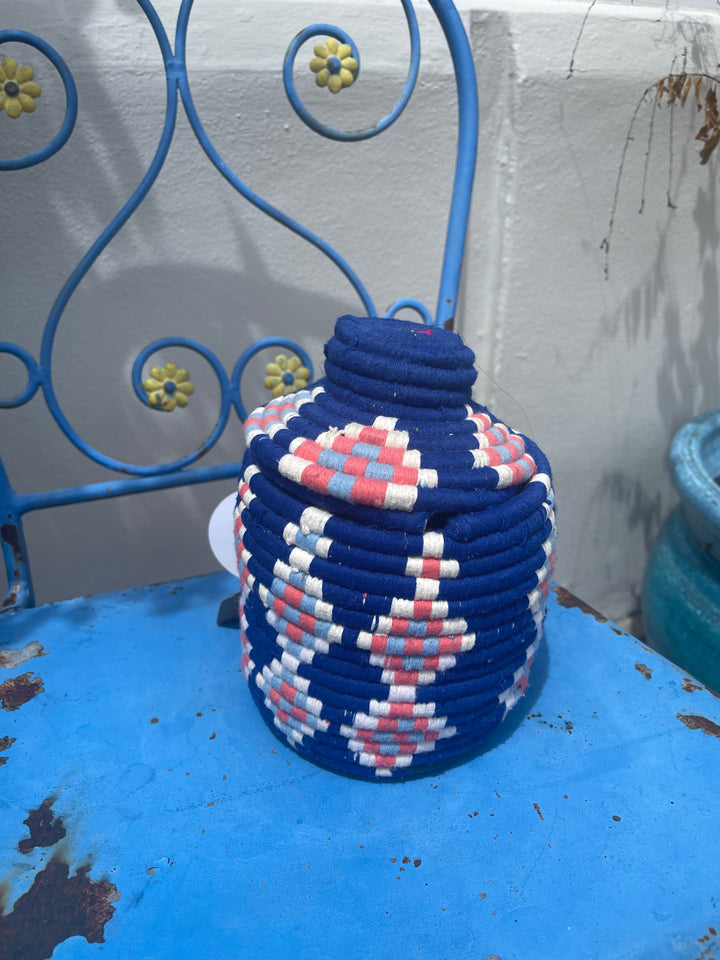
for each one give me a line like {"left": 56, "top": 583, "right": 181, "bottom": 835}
{"left": 2, "top": 0, "right": 720, "bottom": 623}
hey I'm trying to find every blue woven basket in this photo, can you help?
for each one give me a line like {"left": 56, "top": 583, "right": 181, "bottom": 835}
{"left": 236, "top": 316, "right": 555, "bottom": 779}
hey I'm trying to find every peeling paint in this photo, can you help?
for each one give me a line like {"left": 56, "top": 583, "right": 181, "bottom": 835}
{"left": 18, "top": 799, "right": 67, "bottom": 853}
{"left": 681, "top": 678, "right": 704, "bottom": 693}
{"left": 0, "top": 736, "right": 16, "bottom": 766}
{"left": 0, "top": 674, "right": 44, "bottom": 712}
{"left": 552, "top": 587, "right": 608, "bottom": 623}
{"left": 635, "top": 663, "right": 653, "bottom": 681}
{"left": 0, "top": 860, "right": 120, "bottom": 960}
{"left": 0, "top": 643, "right": 46, "bottom": 671}
{"left": 677, "top": 714, "right": 720, "bottom": 739}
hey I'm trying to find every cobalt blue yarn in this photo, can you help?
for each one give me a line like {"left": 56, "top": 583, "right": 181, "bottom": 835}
{"left": 236, "top": 315, "right": 555, "bottom": 779}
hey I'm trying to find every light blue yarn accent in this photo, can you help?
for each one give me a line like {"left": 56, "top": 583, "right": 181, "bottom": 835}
{"left": 299, "top": 592, "right": 321, "bottom": 617}
{"left": 294, "top": 530, "right": 325, "bottom": 555}
{"left": 326, "top": 472, "right": 357, "bottom": 501}
{"left": 351, "top": 442, "right": 384, "bottom": 462}
{"left": 364, "top": 461, "right": 395, "bottom": 482}
{"left": 317, "top": 448, "right": 350, "bottom": 472}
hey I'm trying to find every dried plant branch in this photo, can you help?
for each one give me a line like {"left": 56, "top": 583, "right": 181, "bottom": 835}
{"left": 639, "top": 86, "right": 660, "bottom": 214}
{"left": 568, "top": 0, "right": 598, "bottom": 78}
{"left": 603, "top": 68, "right": 720, "bottom": 278}
{"left": 601, "top": 86, "right": 654, "bottom": 279}
{"left": 667, "top": 92, "right": 677, "bottom": 209}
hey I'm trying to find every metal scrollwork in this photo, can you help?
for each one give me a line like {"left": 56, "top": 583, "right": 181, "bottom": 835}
{"left": 0, "top": 29, "right": 77, "bottom": 170}
{"left": 282, "top": 2, "right": 419, "bottom": 143}
{"left": 1, "top": 0, "right": 479, "bottom": 610}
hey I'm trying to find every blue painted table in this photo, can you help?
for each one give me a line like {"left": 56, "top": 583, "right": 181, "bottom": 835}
{"left": 1, "top": 573, "right": 718, "bottom": 960}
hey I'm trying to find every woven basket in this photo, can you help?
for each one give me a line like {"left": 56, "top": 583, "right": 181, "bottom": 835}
{"left": 236, "top": 316, "right": 555, "bottom": 779}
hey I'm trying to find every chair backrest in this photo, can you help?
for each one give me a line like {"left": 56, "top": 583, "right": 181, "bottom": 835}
{"left": 0, "top": 0, "right": 478, "bottom": 613}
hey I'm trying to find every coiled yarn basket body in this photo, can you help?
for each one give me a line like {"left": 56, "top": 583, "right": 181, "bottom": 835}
{"left": 236, "top": 316, "right": 556, "bottom": 779}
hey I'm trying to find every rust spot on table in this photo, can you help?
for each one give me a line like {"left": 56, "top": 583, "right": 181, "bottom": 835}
{"left": 552, "top": 587, "right": 608, "bottom": 623}
{"left": 681, "top": 678, "right": 703, "bottom": 693}
{"left": 0, "top": 674, "right": 44, "bottom": 712}
{"left": 634, "top": 663, "right": 653, "bottom": 681}
{"left": 533, "top": 803, "right": 544, "bottom": 821}
{"left": 0, "top": 736, "right": 15, "bottom": 752}
{"left": 18, "top": 799, "right": 67, "bottom": 854}
{"left": 0, "top": 859, "right": 120, "bottom": 960}
{"left": 677, "top": 714, "right": 720, "bottom": 739}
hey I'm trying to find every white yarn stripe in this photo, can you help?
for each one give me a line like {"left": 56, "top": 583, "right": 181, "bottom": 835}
{"left": 417, "top": 468, "right": 439, "bottom": 488}
{"left": 389, "top": 597, "right": 449, "bottom": 618}
{"left": 341, "top": 423, "right": 365, "bottom": 440}
{"left": 494, "top": 464, "right": 518, "bottom": 489}
{"left": 532, "top": 473, "right": 552, "bottom": 495}
{"left": 372, "top": 416, "right": 398, "bottom": 432}
{"left": 288, "top": 546, "right": 313, "bottom": 574}
{"left": 385, "top": 429, "right": 411, "bottom": 448}
{"left": 274, "top": 630, "right": 321, "bottom": 661}
{"left": 299, "top": 505, "right": 331, "bottom": 536}
{"left": 527, "top": 587, "right": 544, "bottom": 615}
{"left": 272, "top": 716, "right": 305, "bottom": 744}
{"left": 381, "top": 669, "right": 436, "bottom": 686}
{"left": 269, "top": 656, "right": 310, "bottom": 694}
{"left": 387, "top": 685, "right": 418, "bottom": 702}
{"left": 288, "top": 436, "right": 307, "bottom": 454}
{"left": 369, "top": 699, "right": 435, "bottom": 717}
{"left": 383, "top": 483, "right": 418, "bottom": 511}
{"left": 358, "top": 752, "right": 413, "bottom": 768}
{"left": 267, "top": 421, "right": 286, "bottom": 439}
{"left": 277, "top": 453, "right": 307, "bottom": 485}
{"left": 280, "top": 649, "right": 302, "bottom": 674}
{"left": 422, "top": 532, "right": 445, "bottom": 558}
{"left": 534, "top": 557, "right": 552, "bottom": 585}
{"left": 498, "top": 639, "right": 539, "bottom": 711}
{"left": 405, "top": 556, "right": 460, "bottom": 578}
{"left": 402, "top": 448, "right": 422, "bottom": 468}
{"left": 471, "top": 448, "right": 492, "bottom": 467}
{"left": 414, "top": 578, "right": 441, "bottom": 601}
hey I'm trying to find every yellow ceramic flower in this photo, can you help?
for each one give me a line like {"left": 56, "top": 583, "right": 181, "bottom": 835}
{"left": 309, "top": 38, "right": 358, "bottom": 94}
{"left": 0, "top": 58, "right": 41, "bottom": 119}
{"left": 264, "top": 354, "right": 310, "bottom": 398}
{"left": 143, "top": 362, "right": 194, "bottom": 412}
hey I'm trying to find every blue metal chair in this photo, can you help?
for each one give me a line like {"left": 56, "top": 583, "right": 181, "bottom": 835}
{"left": 1, "top": 3, "right": 719, "bottom": 957}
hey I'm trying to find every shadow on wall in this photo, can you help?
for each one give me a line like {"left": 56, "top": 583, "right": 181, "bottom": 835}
{"left": 3, "top": 6, "right": 384, "bottom": 604}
